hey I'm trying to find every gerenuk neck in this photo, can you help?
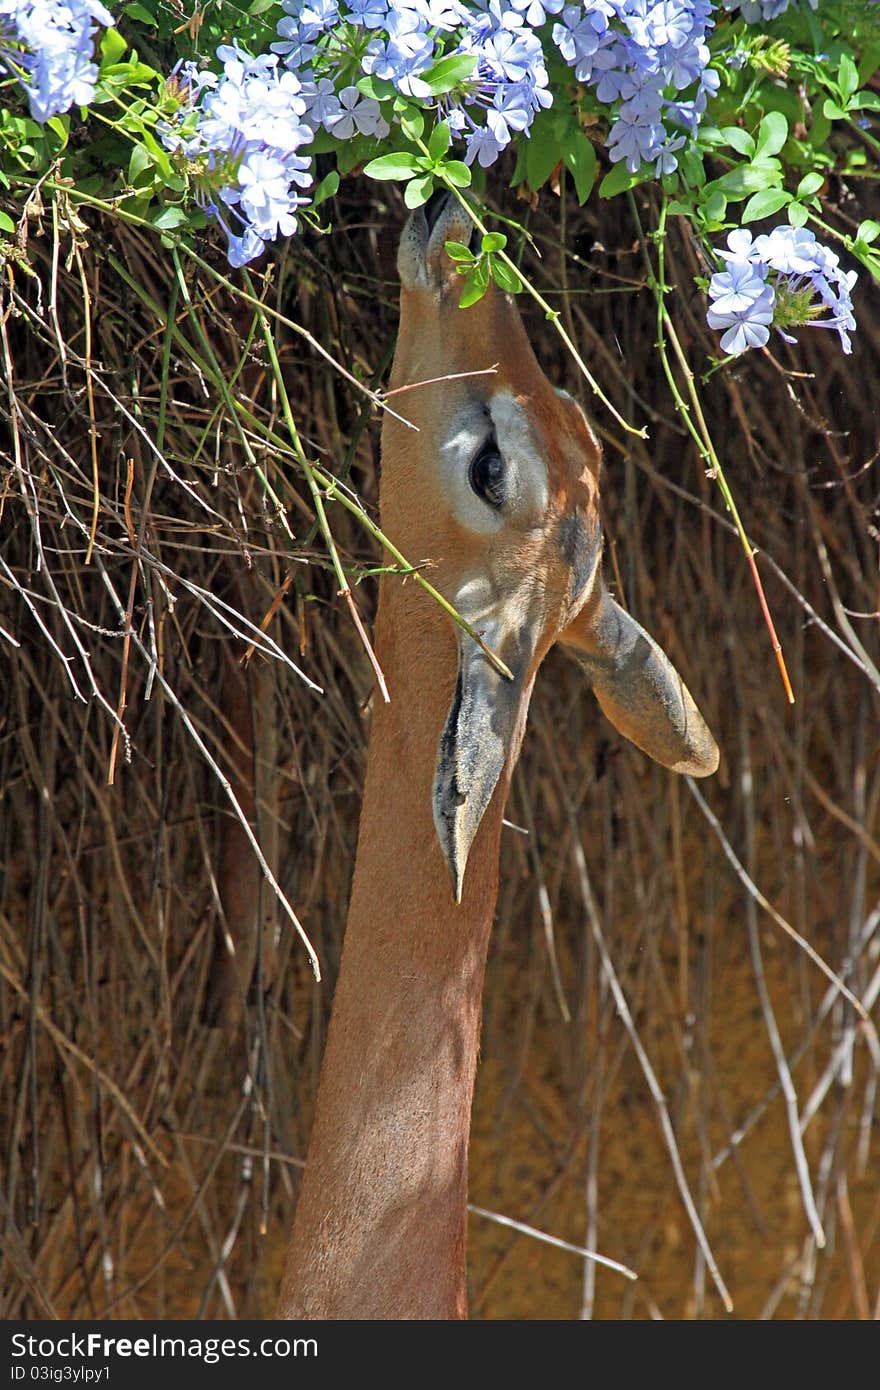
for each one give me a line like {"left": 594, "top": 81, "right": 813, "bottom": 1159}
{"left": 277, "top": 579, "right": 512, "bottom": 1319}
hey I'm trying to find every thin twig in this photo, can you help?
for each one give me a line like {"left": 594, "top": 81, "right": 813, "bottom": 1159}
{"left": 467, "top": 1204, "right": 637, "bottom": 1280}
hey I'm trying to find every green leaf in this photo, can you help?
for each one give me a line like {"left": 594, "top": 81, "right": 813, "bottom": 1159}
{"left": 99, "top": 27, "right": 127, "bottom": 65}
{"left": 509, "top": 138, "right": 528, "bottom": 190}
{"left": 396, "top": 103, "right": 424, "bottom": 142}
{"left": 312, "top": 169, "right": 340, "bottom": 207}
{"left": 335, "top": 139, "right": 362, "bottom": 176}
{"left": 481, "top": 231, "right": 506, "bottom": 254}
{"left": 445, "top": 240, "right": 474, "bottom": 262}
{"left": 151, "top": 206, "right": 188, "bottom": 229}
{"left": 856, "top": 220, "right": 880, "bottom": 245}
{"left": 838, "top": 53, "right": 858, "bottom": 104}
{"left": 787, "top": 202, "right": 809, "bottom": 228}
{"left": 363, "top": 152, "right": 421, "bottom": 181}
{"left": 823, "top": 97, "right": 848, "bottom": 122}
{"left": 796, "top": 171, "right": 824, "bottom": 200}
{"left": 701, "top": 188, "right": 727, "bottom": 224}
{"left": 458, "top": 262, "right": 489, "bottom": 309}
{"left": 404, "top": 173, "right": 435, "bottom": 208}
{"left": 679, "top": 145, "right": 706, "bottom": 190}
{"left": 851, "top": 91, "right": 880, "bottom": 111}
{"left": 122, "top": 3, "right": 156, "bottom": 22}
{"left": 428, "top": 120, "right": 451, "bottom": 162}
{"left": 718, "top": 126, "right": 756, "bottom": 158}
{"left": 0, "top": 209, "right": 14, "bottom": 234}
{"left": 757, "top": 83, "right": 804, "bottom": 131}
{"left": 443, "top": 160, "right": 471, "bottom": 188}
{"left": 139, "top": 127, "right": 172, "bottom": 176}
{"left": 491, "top": 259, "right": 522, "bottom": 294}
{"left": 741, "top": 188, "right": 791, "bottom": 223}
{"left": 128, "top": 142, "right": 154, "bottom": 182}
{"left": 525, "top": 121, "right": 560, "bottom": 193}
{"left": 45, "top": 116, "right": 68, "bottom": 151}
{"left": 420, "top": 52, "right": 477, "bottom": 95}
{"left": 561, "top": 129, "right": 596, "bottom": 205}
{"left": 755, "top": 111, "right": 788, "bottom": 159}
{"left": 808, "top": 105, "right": 832, "bottom": 151}
{"left": 709, "top": 160, "right": 781, "bottom": 199}
{"left": 859, "top": 42, "right": 880, "bottom": 86}
{"left": 96, "top": 58, "right": 156, "bottom": 88}
{"left": 598, "top": 160, "right": 643, "bottom": 199}
{"left": 357, "top": 74, "right": 396, "bottom": 102}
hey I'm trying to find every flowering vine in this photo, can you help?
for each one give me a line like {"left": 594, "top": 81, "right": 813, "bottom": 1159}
{"left": 0, "top": 0, "right": 877, "bottom": 362}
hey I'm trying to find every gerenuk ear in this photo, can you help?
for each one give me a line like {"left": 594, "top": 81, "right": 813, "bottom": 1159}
{"left": 560, "top": 586, "right": 719, "bottom": 777}
{"left": 433, "top": 631, "right": 533, "bottom": 903}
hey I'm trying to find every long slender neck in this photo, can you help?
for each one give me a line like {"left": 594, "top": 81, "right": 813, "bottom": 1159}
{"left": 277, "top": 581, "right": 510, "bottom": 1319}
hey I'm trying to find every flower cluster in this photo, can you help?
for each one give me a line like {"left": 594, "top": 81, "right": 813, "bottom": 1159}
{"left": 271, "top": 0, "right": 718, "bottom": 176}
{"left": 721, "top": 0, "right": 816, "bottom": 20}
{"left": 165, "top": 0, "right": 714, "bottom": 267}
{"left": 445, "top": 1, "right": 553, "bottom": 168}
{"left": 164, "top": 28, "right": 397, "bottom": 266}
{"left": 271, "top": 0, "right": 553, "bottom": 169}
{"left": 706, "top": 225, "right": 857, "bottom": 357}
{"left": 164, "top": 46, "right": 313, "bottom": 267}
{"left": 155, "top": 0, "right": 867, "bottom": 353}
{"left": 0, "top": 0, "right": 112, "bottom": 122}
{"left": 552, "top": 1, "right": 719, "bottom": 175}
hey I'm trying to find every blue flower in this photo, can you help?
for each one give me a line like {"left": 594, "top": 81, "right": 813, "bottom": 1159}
{"left": 707, "top": 272, "right": 775, "bottom": 355}
{"left": 263, "top": 0, "right": 720, "bottom": 179}
{"left": 754, "top": 225, "right": 858, "bottom": 354}
{"left": 592, "top": 39, "right": 636, "bottom": 102}
{"left": 413, "top": 0, "right": 470, "bottom": 30}
{"left": 298, "top": 72, "right": 342, "bottom": 129}
{"left": 163, "top": 44, "right": 316, "bottom": 268}
{"left": 324, "top": 83, "right": 390, "bottom": 137}
{"left": 549, "top": 0, "right": 716, "bottom": 176}
{"left": 507, "top": 0, "right": 565, "bottom": 28}
{"left": 606, "top": 76, "right": 665, "bottom": 170}
{"left": 486, "top": 82, "right": 535, "bottom": 143}
{"left": 752, "top": 225, "right": 822, "bottom": 277}
{"left": 552, "top": 4, "right": 611, "bottom": 79}
{"left": 706, "top": 223, "right": 858, "bottom": 357}
{"left": 708, "top": 258, "right": 770, "bottom": 316}
{"left": 343, "top": 0, "right": 389, "bottom": 27}
{"left": 464, "top": 121, "right": 507, "bottom": 165}
{"left": 362, "top": 8, "right": 436, "bottom": 97}
{"left": 295, "top": 0, "right": 340, "bottom": 28}
{"left": 1, "top": 0, "right": 113, "bottom": 121}
{"left": 722, "top": 0, "right": 817, "bottom": 19}
{"left": 271, "top": 18, "right": 319, "bottom": 70}
{"left": 226, "top": 149, "right": 310, "bottom": 239}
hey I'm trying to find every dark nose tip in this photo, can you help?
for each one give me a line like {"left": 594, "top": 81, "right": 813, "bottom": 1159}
{"left": 423, "top": 188, "right": 453, "bottom": 236}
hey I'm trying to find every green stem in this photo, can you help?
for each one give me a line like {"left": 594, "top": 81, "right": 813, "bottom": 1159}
{"left": 241, "top": 268, "right": 351, "bottom": 599}
{"left": 155, "top": 279, "right": 177, "bottom": 456}
{"left": 169, "top": 250, "right": 296, "bottom": 543}
{"left": 191, "top": 310, "right": 260, "bottom": 466}
{"left": 634, "top": 192, "right": 794, "bottom": 704}
{"left": 309, "top": 465, "right": 513, "bottom": 680}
